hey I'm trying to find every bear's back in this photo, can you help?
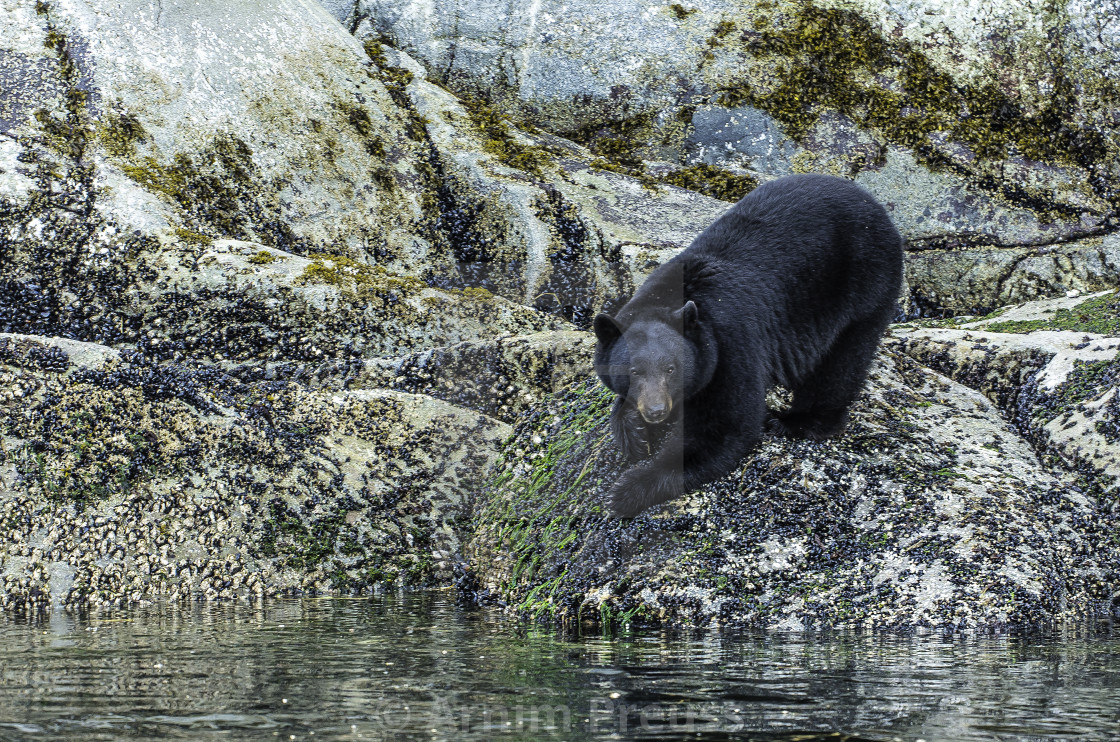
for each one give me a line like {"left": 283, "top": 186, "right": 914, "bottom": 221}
{"left": 620, "top": 173, "right": 902, "bottom": 341}
{"left": 692, "top": 174, "right": 899, "bottom": 269}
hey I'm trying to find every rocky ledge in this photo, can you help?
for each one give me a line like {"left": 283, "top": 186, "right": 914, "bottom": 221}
{"left": 464, "top": 342, "right": 1118, "bottom": 630}
{"left": 2, "top": 0, "right": 1119, "bottom": 628}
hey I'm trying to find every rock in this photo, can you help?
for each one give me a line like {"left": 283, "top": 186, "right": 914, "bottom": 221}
{"left": 4, "top": 0, "right": 434, "bottom": 261}
{"left": 465, "top": 357, "right": 1116, "bottom": 629}
{"left": 0, "top": 0, "right": 571, "bottom": 359}
{"left": 288, "top": 329, "right": 595, "bottom": 423}
{"left": 906, "top": 234, "right": 1120, "bottom": 315}
{"left": 0, "top": 333, "right": 510, "bottom": 609}
{"left": 348, "top": 0, "right": 1120, "bottom": 312}
{"left": 891, "top": 290, "right": 1120, "bottom": 503}
{"left": 3, "top": 0, "right": 1118, "bottom": 621}
{"left": 383, "top": 45, "right": 730, "bottom": 318}
{"left": 136, "top": 237, "right": 566, "bottom": 362}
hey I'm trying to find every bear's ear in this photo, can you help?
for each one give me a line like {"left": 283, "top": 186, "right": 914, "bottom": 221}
{"left": 593, "top": 313, "right": 622, "bottom": 344}
{"left": 676, "top": 300, "right": 699, "bottom": 332}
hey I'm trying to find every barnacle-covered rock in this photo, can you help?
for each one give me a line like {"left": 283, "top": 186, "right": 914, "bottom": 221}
{"left": 464, "top": 354, "right": 1117, "bottom": 629}
{"left": 0, "top": 334, "right": 509, "bottom": 609}
{"left": 3, "top": 0, "right": 1120, "bottom": 621}
{"left": 893, "top": 290, "right": 1120, "bottom": 508}
{"left": 294, "top": 330, "right": 595, "bottom": 423}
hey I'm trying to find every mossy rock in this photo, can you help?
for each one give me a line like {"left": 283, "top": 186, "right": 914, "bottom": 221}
{"left": 465, "top": 355, "right": 1116, "bottom": 630}
{"left": 355, "top": 0, "right": 1120, "bottom": 311}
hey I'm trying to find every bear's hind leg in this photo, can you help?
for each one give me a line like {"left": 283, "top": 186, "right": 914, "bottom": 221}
{"left": 766, "top": 315, "right": 889, "bottom": 440}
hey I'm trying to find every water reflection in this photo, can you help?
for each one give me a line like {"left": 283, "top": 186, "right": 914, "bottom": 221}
{"left": 0, "top": 594, "right": 1116, "bottom": 741}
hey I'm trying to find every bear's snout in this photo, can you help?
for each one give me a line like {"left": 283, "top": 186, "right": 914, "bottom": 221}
{"left": 637, "top": 396, "right": 672, "bottom": 424}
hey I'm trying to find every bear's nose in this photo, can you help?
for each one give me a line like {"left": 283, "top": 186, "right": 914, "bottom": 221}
{"left": 640, "top": 402, "right": 670, "bottom": 424}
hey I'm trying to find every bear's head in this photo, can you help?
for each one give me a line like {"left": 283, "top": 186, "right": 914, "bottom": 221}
{"left": 593, "top": 300, "right": 715, "bottom": 425}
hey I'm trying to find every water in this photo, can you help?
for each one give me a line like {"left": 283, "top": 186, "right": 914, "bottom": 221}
{"left": 0, "top": 595, "right": 1117, "bottom": 741}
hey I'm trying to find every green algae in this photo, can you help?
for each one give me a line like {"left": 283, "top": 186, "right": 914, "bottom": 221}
{"left": 980, "top": 292, "right": 1120, "bottom": 334}
{"left": 0, "top": 334, "right": 488, "bottom": 596}
{"left": 172, "top": 227, "right": 213, "bottom": 246}
{"left": 701, "top": 18, "right": 738, "bottom": 61}
{"left": 712, "top": 3, "right": 1113, "bottom": 206}
{"left": 362, "top": 37, "right": 421, "bottom": 132}
{"left": 662, "top": 163, "right": 758, "bottom": 202}
{"left": 460, "top": 95, "right": 553, "bottom": 178}
{"left": 470, "top": 378, "right": 615, "bottom": 621}
{"left": 464, "top": 346, "right": 1083, "bottom": 630}
{"left": 258, "top": 500, "right": 351, "bottom": 572}
{"left": 299, "top": 254, "right": 503, "bottom": 312}
{"left": 566, "top": 109, "right": 757, "bottom": 202}
{"left": 339, "top": 101, "right": 387, "bottom": 157}
{"left": 371, "top": 166, "right": 397, "bottom": 192}
{"left": 567, "top": 112, "right": 660, "bottom": 184}
{"left": 4, "top": 379, "right": 170, "bottom": 508}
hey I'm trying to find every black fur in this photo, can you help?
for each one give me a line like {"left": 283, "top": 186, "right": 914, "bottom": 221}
{"left": 594, "top": 174, "right": 903, "bottom": 518}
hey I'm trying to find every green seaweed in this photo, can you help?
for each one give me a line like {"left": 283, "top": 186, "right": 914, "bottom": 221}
{"left": 980, "top": 292, "right": 1120, "bottom": 335}
{"left": 33, "top": 9, "right": 91, "bottom": 160}
{"left": 661, "top": 163, "right": 758, "bottom": 202}
{"left": 299, "top": 253, "right": 424, "bottom": 293}
{"left": 713, "top": 4, "right": 1114, "bottom": 206}
{"left": 566, "top": 112, "right": 659, "bottom": 184}
{"left": 339, "top": 102, "right": 387, "bottom": 157}
{"left": 362, "top": 37, "right": 420, "bottom": 129}
{"left": 473, "top": 379, "right": 615, "bottom": 621}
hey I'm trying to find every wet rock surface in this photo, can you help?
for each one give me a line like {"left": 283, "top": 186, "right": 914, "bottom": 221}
{"left": 465, "top": 360, "right": 1117, "bottom": 630}
{"left": 1, "top": 2, "right": 1119, "bottom": 627}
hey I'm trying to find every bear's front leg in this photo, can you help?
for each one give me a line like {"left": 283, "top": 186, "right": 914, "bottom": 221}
{"left": 610, "top": 398, "right": 653, "bottom": 462}
{"left": 606, "top": 425, "right": 687, "bottom": 518}
{"left": 607, "top": 462, "right": 683, "bottom": 519}
{"left": 605, "top": 417, "right": 761, "bottom": 518}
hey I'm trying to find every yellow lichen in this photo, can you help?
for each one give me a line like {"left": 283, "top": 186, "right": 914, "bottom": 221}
{"left": 714, "top": 2, "right": 1111, "bottom": 198}
{"left": 247, "top": 250, "right": 281, "bottom": 265}
{"left": 661, "top": 163, "right": 758, "bottom": 202}
{"left": 172, "top": 227, "right": 213, "bottom": 246}
{"left": 461, "top": 95, "right": 552, "bottom": 178}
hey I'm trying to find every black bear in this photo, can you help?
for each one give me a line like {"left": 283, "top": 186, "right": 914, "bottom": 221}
{"left": 593, "top": 173, "right": 903, "bottom": 518}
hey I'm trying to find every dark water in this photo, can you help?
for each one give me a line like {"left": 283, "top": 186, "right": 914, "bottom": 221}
{"left": 0, "top": 595, "right": 1117, "bottom": 741}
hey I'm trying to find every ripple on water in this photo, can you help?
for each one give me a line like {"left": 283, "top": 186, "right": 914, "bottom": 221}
{"left": 0, "top": 595, "right": 1116, "bottom": 741}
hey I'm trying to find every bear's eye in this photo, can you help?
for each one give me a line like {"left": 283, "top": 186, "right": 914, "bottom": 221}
{"left": 666, "top": 365, "right": 676, "bottom": 375}
{"left": 629, "top": 367, "right": 641, "bottom": 376}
